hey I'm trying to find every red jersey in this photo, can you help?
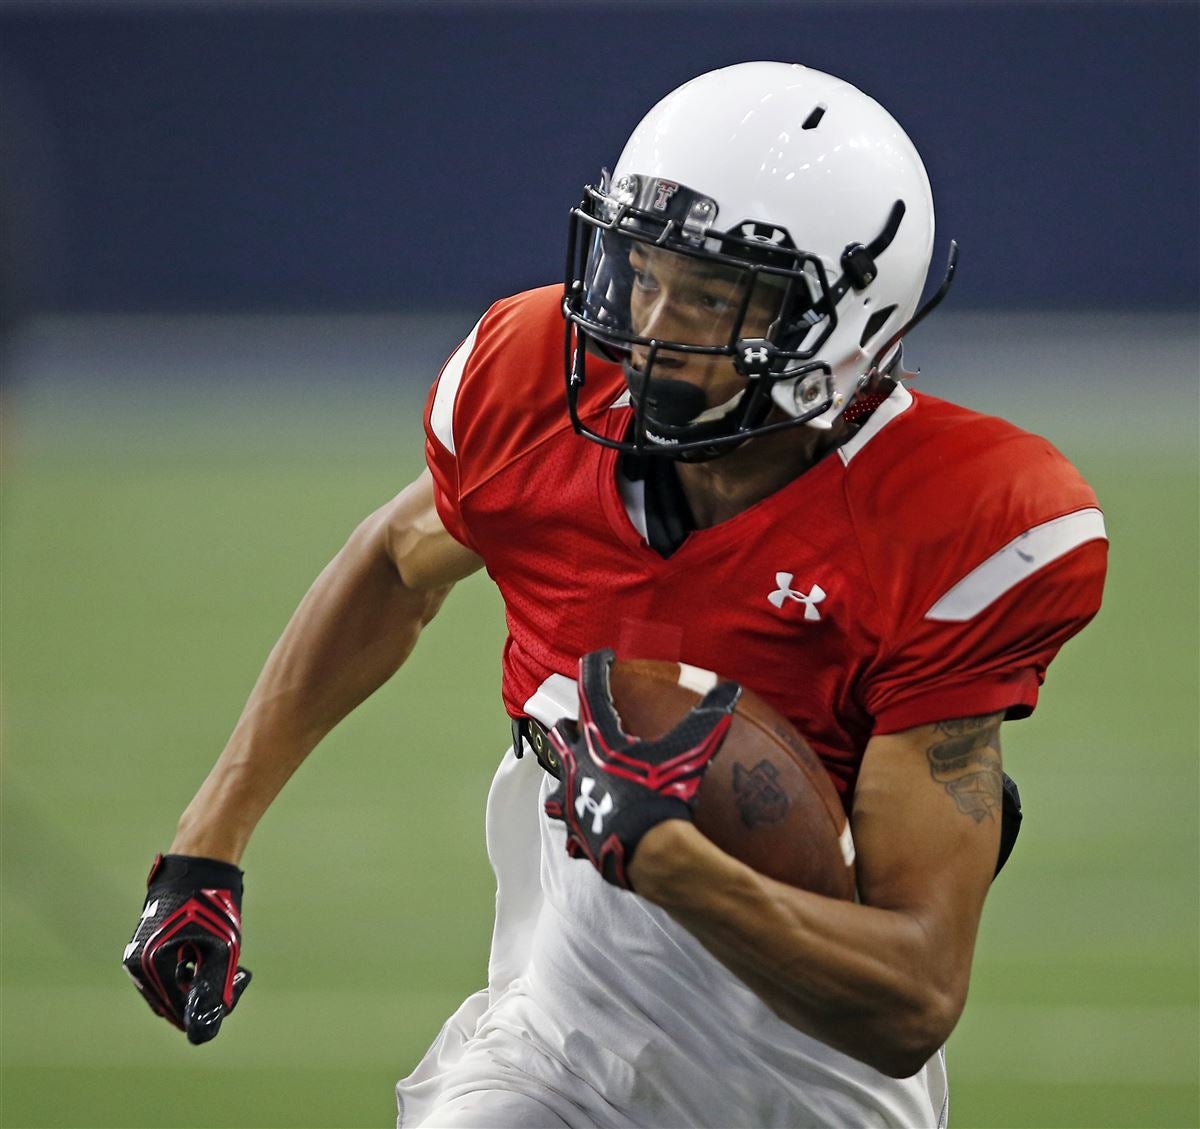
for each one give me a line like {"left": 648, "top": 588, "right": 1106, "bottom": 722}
{"left": 424, "top": 285, "right": 1107, "bottom": 802}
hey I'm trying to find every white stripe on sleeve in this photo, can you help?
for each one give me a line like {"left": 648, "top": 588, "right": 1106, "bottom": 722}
{"left": 428, "top": 315, "right": 484, "bottom": 455}
{"left": 925, "top": 508, "right": 1107, "bottom": 622}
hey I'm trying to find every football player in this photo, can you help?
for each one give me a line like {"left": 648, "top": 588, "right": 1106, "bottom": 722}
{"left": 123, "top": 63, "right": 1107, "bottom": 1128}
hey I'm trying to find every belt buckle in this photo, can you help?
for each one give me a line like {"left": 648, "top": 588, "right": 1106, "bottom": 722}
{"left": 511, "top": 717, "right": 562, "bottom": 779}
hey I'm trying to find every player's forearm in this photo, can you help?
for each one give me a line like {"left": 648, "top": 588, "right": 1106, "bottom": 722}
{"left": 171, "top": 511, "right": 450, "bottom": 863}
{"left": 630, "top": 822, "right": 963, "bottom": 1078}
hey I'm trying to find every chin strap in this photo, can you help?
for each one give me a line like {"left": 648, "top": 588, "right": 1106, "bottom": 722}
{"left": 840, "top": 388, "right": 893, "bottom": 427}
{"left": 839, "top": 347, "right": 910, "bottom": 429}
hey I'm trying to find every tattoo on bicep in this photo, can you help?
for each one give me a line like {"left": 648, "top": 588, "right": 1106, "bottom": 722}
{"left": 926, "top": 714, "right": 1003, "bottom": 823}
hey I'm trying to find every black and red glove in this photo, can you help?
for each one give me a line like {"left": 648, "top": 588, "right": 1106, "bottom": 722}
{"left": 121, "top": 853, "right": 251, "bottom": 1044}
{"left": 543, "top": 649, "right": 740, "bottom": 890}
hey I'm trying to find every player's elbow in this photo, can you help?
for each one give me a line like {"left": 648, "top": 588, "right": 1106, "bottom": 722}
{"left": 861, "top": 1035, "right": 946, "bottom": 1080}
{"left": 869, "top": 989, "right": 963, "bottom": 1078}
{"left": 772, "top": 984, "right": 962, "bottom": 1078}
{"left": 871, "top": 1041, "right": 943, "bottom": 1080}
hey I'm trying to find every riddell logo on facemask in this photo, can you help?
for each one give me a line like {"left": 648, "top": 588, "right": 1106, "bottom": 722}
{"left": 652, "top": 180, "right": 680, "bottom": 211}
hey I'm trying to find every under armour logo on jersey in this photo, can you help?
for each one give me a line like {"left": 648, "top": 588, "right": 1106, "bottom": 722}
{"left": 575, "top": 777, "right": 614, "bottom": 834}
{"left": 768, "top": 572, "right": 826, "bottom": 620}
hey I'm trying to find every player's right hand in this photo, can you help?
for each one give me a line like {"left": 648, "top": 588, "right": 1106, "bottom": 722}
{"left": 543, "top": 649, "right": 740, "bottom": 890}
{"left": 121, "top": 853, "right": 252, "bottom": 1045}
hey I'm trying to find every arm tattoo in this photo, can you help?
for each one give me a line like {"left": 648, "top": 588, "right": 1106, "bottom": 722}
{"left": 926, "top": 714, "right": 1003, "bottom": 823}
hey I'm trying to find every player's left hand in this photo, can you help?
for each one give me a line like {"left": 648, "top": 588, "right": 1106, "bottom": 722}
{"left": 121, "top": 853, "right": 251, "bottom": 1044}
{"left": 543, "top": 648, "right": 740, "bottom": 890}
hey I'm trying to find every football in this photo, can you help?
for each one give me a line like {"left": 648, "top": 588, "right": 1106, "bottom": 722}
{"left": 607, "top": 657, "right": 857, "bottom": 900}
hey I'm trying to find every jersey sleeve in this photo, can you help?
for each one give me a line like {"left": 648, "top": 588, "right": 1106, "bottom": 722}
{"left": 422, "top": 284, "right": 590, "bottom": 554}
{"left": 850, "top": 408, "right": 1109, "bottom": 734}
{"left": 424, "top": 312, "right": 486, "bottom": 551}
{"left": 864, "top": 532, "right": 1107, "bottom": 732}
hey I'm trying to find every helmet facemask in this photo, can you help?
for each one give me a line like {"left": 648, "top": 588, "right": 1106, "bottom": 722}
{"left": 563, "top": 174, "right": 841, "bottom": 462}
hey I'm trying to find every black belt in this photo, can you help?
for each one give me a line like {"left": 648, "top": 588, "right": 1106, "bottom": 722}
{"left": 511, "top": 716, "right": 563, "bottom": 779}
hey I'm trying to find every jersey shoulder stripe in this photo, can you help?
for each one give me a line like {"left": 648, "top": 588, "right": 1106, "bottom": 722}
{"left": 925, "top": 507, "right": 1107, "bottom": 621}
{"left": 427, "top": 285, "right": 622, "bottom": 491}
{"left": 841, "top": 390, "right": 1103, "bottom": 645}
{"left": 429, "top": 314, "right": 485, "bottom": 455}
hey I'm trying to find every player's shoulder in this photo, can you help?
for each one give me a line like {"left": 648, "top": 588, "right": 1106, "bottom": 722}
{"left": 426, "top": 283, "right": 558, "bottom": 437}
{"left": 843, "top": 386, "right": 1099, "bottom": 537}
{"left": 424, "top": 284, "right": 572, "bottom": 467}
{"left": 472, "top": 283, "right": 567, "bottom": 368}
{"left": 426, "top": 283, "right": 625, "bottom": 473}
{"left": 840, "top": 386, "right": 1105, "bottom": 626}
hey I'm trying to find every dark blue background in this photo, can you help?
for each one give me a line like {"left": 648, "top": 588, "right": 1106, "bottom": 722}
{"left": 2, "top": 1, "right": 1196, "bottom": 314}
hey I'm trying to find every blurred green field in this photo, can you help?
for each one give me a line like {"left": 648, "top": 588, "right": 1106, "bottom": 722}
{"left": 2, "top": 325, "right": 1197, "bottom": 1128}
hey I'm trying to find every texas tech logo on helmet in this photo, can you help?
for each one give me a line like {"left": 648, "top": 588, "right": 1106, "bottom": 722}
{"left": 652, "top": 180, "right": 680, "bottom": 211}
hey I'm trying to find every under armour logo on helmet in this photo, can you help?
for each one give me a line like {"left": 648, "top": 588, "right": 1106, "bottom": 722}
{"left": 743, "top": 345, "right": 771, "bottom": 367}
{"left": 768, "top": 573, "right": 826, "bottom": 620}
{"left": 576, "top": 777, "right": 614, "bottom": 834}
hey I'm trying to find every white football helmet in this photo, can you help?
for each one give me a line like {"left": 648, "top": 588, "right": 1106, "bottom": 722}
{"left": 564, "top": 61, "right": 946, "bottom": 459}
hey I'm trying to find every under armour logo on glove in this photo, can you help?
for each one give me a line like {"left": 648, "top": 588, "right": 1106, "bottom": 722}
{"left": 121, "top": 854, "right": 252, "bottom": 1044}
{"left": 544, "top": 649, "right": 740, "bottom": 890}
{"left": 575, "top": 778, "right": 614, "bottom": 834}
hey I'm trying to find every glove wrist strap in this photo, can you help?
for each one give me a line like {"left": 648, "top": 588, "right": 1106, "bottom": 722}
{"left": 150, "top": 853, "right": 244, "bottom": 895}
{"left": 613, "top": 796, "right": 693, "bottom": 858}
